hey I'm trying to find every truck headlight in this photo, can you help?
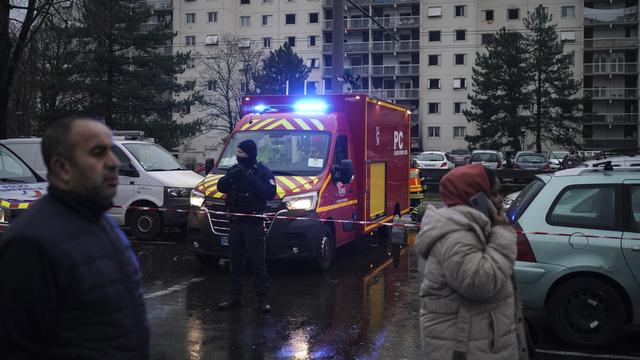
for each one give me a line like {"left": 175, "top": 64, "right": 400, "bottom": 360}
{"left": 283, "top": 192, "right": 318, "bottom": 211}
{"left": 0, "top": 208, "right": 6, "bottom": 223}
{"left": 190, "top": 189, "right": 205, "bottom": 208}
{"left": 167, "top": 187, "right": 192, "bottom": 198}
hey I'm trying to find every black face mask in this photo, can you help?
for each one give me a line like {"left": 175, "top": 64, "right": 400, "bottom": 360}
{"left": 237, "top": 156, "right": 255, "bottom": 168}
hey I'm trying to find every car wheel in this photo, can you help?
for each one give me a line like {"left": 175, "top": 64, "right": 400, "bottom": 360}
{"left": 314, "top": 226, "right": 334, "bottom": 272}
{"left": 131, "top": 209, "right": 164, "bottom": 241}
{"left": 548, "top": 277, "right": 626, "bottom": 347}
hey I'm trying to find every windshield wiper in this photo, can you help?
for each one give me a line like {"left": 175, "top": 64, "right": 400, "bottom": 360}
{"left": 0, "top": 178, "right": 26, "bottom": 183}
{"left": 146, "top": 168, "right": 186, "bottom": 172}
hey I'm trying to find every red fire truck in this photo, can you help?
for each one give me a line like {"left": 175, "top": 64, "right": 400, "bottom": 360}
{"left": 187, "top": 94, "right": 410, "bottom": 270}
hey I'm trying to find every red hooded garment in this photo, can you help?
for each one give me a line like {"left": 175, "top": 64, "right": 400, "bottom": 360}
{"left": 439, "top": 164, "right": 490, "bottom": 207}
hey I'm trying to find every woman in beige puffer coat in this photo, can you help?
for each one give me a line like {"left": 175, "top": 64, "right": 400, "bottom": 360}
{"left": 415, "top": 164, "right": 529, "bottom": 360}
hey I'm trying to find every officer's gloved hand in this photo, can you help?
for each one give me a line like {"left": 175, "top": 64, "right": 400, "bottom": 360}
{"left": 227, "top": 166, "right": 247, "bottom": 181}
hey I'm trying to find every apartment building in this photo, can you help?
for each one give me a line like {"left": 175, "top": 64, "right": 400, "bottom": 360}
{"left": 321, "top": 0, "right": 421, "bottom": 149}
{"left": 169, "top": 0, "right": 325, "bottom": 164}
{"left": 420, "top": 0, "right": 583, "bottom": 152}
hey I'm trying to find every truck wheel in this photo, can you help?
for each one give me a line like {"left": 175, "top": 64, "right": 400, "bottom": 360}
{"left": 131, "top": 209, "right": 164, "bottom": 241}
{"left": 548, "top": 277, "right": 626, "bottom": 347}
{"left": 314, "top": 226, "right": 334, "bottom": 272}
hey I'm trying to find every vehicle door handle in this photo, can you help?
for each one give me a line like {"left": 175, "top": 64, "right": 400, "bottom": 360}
{"left": 632, "top": 246, "right": 640, "bottom": 252}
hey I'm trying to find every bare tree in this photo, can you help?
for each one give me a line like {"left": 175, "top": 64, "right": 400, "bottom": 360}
{"left": 197, "top": 35, "right": 262, "bottom": 135}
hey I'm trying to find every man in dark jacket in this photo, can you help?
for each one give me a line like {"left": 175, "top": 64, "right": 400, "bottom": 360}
{"left": 0, "top": 117, "right": 149, "bottom": 360}
{"left": 217, "top": 139, "right": 276, "bottom": 313}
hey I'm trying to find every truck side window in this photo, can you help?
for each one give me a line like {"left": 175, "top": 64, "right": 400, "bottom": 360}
{"left": 334, "top": 135, "right": 348, "bottom": 164}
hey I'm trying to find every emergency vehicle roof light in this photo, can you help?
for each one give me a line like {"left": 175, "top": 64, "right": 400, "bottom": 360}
{"left": 292, "top": 100, "right": 328, "bottom": 113}
{"left": 253, "top": 104, "right": 269, "bottom": 113}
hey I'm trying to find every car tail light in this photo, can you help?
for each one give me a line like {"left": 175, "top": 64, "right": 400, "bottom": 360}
{"left": 514, "top": 163, "right": 520, "bottom": 170}
{"left": 513, "top": 222, "right": 536, "bottom": 263}
{"left": 543, "top": 163, "right": 550, "bottom": 172}
{"left": 440, "top": 162, "right": 448, "bottom": 168}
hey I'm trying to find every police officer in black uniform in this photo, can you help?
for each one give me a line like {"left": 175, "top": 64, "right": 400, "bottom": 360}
{"left": 217, "top": 140, "right": 276, "bottom": 313}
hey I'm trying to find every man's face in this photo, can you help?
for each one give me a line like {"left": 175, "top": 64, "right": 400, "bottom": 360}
{"left": 64, "top": 121, "right": 120, "bottom": 203}
{"left": 236, "top": 147, "right": 248, "bottom": 158}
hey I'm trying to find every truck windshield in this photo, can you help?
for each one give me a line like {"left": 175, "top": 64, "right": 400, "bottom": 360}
{"left": 123, "top": 143, "right": 186, "bottom": 171}
{"left": 218, "top": 131, "right": 331, "bottom": 176}
{"left": 0, "top": 145, "right": 38, "bottom": 183}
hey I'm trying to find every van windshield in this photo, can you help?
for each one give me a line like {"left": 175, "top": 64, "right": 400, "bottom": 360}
{"left": 218, "top": 131, "right": 331, "bottom": 176}
{"left": 0, "top": 145, "right": 38, "bottom": 183}
{"left": 123, "top": 143, "right": 186, "bottom": 171}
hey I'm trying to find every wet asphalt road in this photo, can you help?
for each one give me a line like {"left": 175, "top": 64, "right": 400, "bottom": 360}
{"left": 131, "top": 225, "right": 640, "bottom": 359}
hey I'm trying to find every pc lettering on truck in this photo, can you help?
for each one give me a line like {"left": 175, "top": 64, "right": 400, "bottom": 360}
{"left": 188, "top": 95, "right": 410, "bottom": 270}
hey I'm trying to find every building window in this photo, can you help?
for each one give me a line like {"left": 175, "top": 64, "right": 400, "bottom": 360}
{"left": 453, "top": 126, "right": 466, "bottom": 139}
{"left": 455, "top": 29, "right": 466, "bottom": 41}
{"left": 306, "top": 58, "right": 319, "bottom": 68}
{"left": 185, "top": 13, "right": 196, "bottom": 24}
{"left": 207, "top": 80, "right": 217, "bottom": 91}
{"left": 561, "top": 6, "right": 575, "bottom": 19}
{"left": 428, "top": 103, "right": 440, "bottom": 114}
{"left": 205, "top": 34, "right": 219, "bottom": 45}
{"left": 309, "top": 12, "right": 319, "bottom": 23}
{"left": 427, "top": 7, "right": 442, "bottom": 18}
{"left": 428, "top": 79, "right": 440, "bottom": 89}
{"left": 560, "top": 31, "right": 576, "bottom": 42}
{"left": 263, "top": 37, "right": 272, "bottom": 48}
{"left": 453, "top": 78, "right": 466, "bottom": 89}
{"left": 454, "top": 53, "right": 466, "bottom": 65}
{"left": 262, "top": 0, "right": 273, "bottom": 3}
{"left": 262, "top": 15, "right": 272, "bottom": 26}
{"left": 186, "top": 35, "right": 196, "bottom": 46}
{"left": 241, "top": 0, "right": 250, "bottom": 3}
{"left": 454, "top": 5, "right": 466, "bottom": 17}
{"left": 306, "top": 81, "right": 318, "bottom": 95}
{"left": 208, "top": 12, "right": 218, "bottom": 23}
{"left": 186, "top": 58, "right": 195, "bottom": 69}
{"left": 428, "top": 54, "right": 440, "bottom": 66}
{"left": 287, "top": 36, "right": 296, "bottom": 47}
{"left": 454, "top": 102, "right": 466, "bottom": 114}
{"left": 483, "top": 10, "right": 494, "bottom": 22}
{"left": 507, "top": 8, "right": 520, "bottom": 20}
{"left": 428, "top": 126, "right": 440, "bottom": 138}
{"left": 238, "top": 38, "right": 251, "bottom": 48}
{"left": 481, "top": 33, "right": 492, "bottom": 45}
{"left": 240, "top": 16, "right": 251, "bottom": 27}
{"left": 428, "top": 31, "right": 441, "bottom": 42}
{"left": 286, "top": 14, "right": 296, "bottom": 25}
{"left": 308, "top": 35, "right": 317, "bottom": 47}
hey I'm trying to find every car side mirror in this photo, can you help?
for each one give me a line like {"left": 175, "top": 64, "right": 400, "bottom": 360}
{"left": 205, "top": 158, "right": 215, "bottom": 174}
{"left": 118, "top": 163, "right": 139, "bottom": 177}
{"left": 332, "top": 159, "right": 354, "bottom": 184}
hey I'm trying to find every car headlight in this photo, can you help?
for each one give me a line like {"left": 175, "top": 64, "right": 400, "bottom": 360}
{"left": 283, "top": 192, "right": 318, "bottom": 211}
{"left": 167, "top": 187, "right": 192, "bottom": 198}
{"left": 190, "top": 189, "right": 206, "bottom": 208}
{"left": 0, "top": 208, "right": 6, "bottom": 223}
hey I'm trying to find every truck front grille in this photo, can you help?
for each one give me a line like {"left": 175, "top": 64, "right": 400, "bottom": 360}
{"left": 204, "top": 199, "right": 284, "bottom": 235}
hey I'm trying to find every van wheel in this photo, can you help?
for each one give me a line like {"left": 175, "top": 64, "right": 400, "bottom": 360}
{"left": 548, "top": 277, "right": 626, "bottom": 347}
{"left": 314, "top": 226, "right": 334, "bottom": 272}
{"left": 131, "top": 209, "right": 164, "bottom": 241}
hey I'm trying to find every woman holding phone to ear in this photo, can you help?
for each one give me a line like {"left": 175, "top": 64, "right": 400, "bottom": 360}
{"left": 415, "top": 164, "right": 529, "bottom": 360}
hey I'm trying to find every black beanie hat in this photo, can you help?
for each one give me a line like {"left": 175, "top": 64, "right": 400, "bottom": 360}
{"left": 238, "top": 139, "right": 257, "bottom": 159}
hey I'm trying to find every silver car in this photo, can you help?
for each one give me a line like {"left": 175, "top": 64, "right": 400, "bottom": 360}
{"left": 514, "top": 152, "right": 550, "bottom": 172}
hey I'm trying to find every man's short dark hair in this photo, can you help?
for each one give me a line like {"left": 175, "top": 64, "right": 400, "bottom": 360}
{"left": 41, "top": 116, "right": 100, "bottom": 173}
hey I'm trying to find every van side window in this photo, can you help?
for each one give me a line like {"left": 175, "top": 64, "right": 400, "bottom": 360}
{"left": 334, "top": 135, "right": 348, "bottom": 164}
{"left": 112, "top": 146, "right": 132, "bottom": 169}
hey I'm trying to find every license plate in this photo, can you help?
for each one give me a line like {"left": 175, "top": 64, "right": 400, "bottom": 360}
{"left": 220, "top": 236, "right": 228, "bottom": 246}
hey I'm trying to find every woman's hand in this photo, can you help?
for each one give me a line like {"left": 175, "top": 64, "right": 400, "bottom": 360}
{"left": 491, "top": 206, "right": 510, "bottom": 226}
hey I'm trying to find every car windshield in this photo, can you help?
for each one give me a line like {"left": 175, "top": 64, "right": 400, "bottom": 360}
{"left": 123, "top": 143, "right": 186, "bottom": 171}
{"left": 471, "top": 153, "right": 499, "bottom": 162}
{"left": 450, "top": 149, "right": 469, "bottom": 155}
{"left": 217, "top": 131, "right": 331, "bottom": 176}
{"left": 0, "top": 146, "right": 38, "bottom": 183}
{"left": 550, "top": 152, "right": 569, "bottom": 160}
{"left": 517, "top": 154, "right": 546, "bottom": 163}
{"left": 419, "top": 153, "right": 444, "bottom": 161}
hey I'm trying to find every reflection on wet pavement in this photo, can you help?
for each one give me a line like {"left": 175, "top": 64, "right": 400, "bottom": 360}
{"left": 136, "top": 232, "right": 421, "bottom": 360}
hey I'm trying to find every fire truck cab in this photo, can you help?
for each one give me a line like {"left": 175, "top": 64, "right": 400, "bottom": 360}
{"left": 188, "top": 94, "right": 410, "bottom": 270}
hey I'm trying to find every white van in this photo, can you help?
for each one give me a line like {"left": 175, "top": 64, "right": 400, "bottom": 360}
{"left": 0, "top": 138, "right": 204, "bottom": 240}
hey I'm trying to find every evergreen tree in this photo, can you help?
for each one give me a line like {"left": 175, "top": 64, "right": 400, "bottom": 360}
{"left": 253, "top": 42, "right": 310, "bottom": 95}
{"left": 464, "top": 28, "right": 532, "bottom": 152}
{"left": 524, "top": 5, "right": 583, "bottom": 152}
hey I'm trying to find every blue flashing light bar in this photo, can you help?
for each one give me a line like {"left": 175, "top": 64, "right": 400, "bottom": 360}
{"left": 292, "top": 100, "right": 328, "bottom": 113}
{"left": 253, "top": 104, "right": 269, "bottom": 113}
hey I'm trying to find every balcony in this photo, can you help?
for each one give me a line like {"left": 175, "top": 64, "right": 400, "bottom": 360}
{"left": 144, "top": 0, "right": 172, "bottom": 11}
{"left": 322, "top": 64, "right": 420, "bottom": 77}
{"left": 584, "top": 88, "right": 638, "bottom": 99}
{"left": 322, "top": 40, "right": 419, "bottom": 53}
{"left": 369, "top": 88, "right": 419, "bottom": 100}
{"left": 584, "top": 7, "right": 638, "bottom": 25}
{"left": 584, "top": 62, "right": 638, "bottom": 74}
{"left": 584, "top": 138, "right": 638, "bottom": 149}
{"left": 584, "top": 37, "right": 639, "bottom": 49}
{"left": 160, "top": 45, "right": 173, "bottom": 55}
{"left": 584, "top": 113, "right": 639, "bottom": 124}
{"left": 324, "top": 0, "right": 420, "bottom": 7}
{"left": 140, "top": 22, "right": 172, "bottom": 33}
{"left": 323, "top": 16, "right": 419, "bottom": 31}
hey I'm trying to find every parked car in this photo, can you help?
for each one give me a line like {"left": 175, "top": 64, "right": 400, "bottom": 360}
{"left": 547, "top": 150, "right": 570, "bottom": 170}
{"left": 416, "top": 151, "right": 454, "bottom": 169}
{"left": 468, "top": 150, "right": 502, "bottom": 169}
{"left": 411, "top": 152, "right": 422, "bottom": 162}
{"left": 513, "top": 151, "right": 550, "bottom": 171}
{"left": 582, "top": 155, "right": 640, "bottom": 168}
{"left": 501, "top": 190, "right": 520, "bottom": 210}
{"left": 507, "top": 167, "right": 640, "bottom": 347}
{"left": 1, "top": 137, "right": 204, "bottom": 240}
{"left": 448, "top": 149, "right": 470, "bottom": 166}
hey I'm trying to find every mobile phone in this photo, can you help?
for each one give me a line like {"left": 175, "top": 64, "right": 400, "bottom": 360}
{"left": 469, "top": 192, "right": 494, "bottom": 223}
